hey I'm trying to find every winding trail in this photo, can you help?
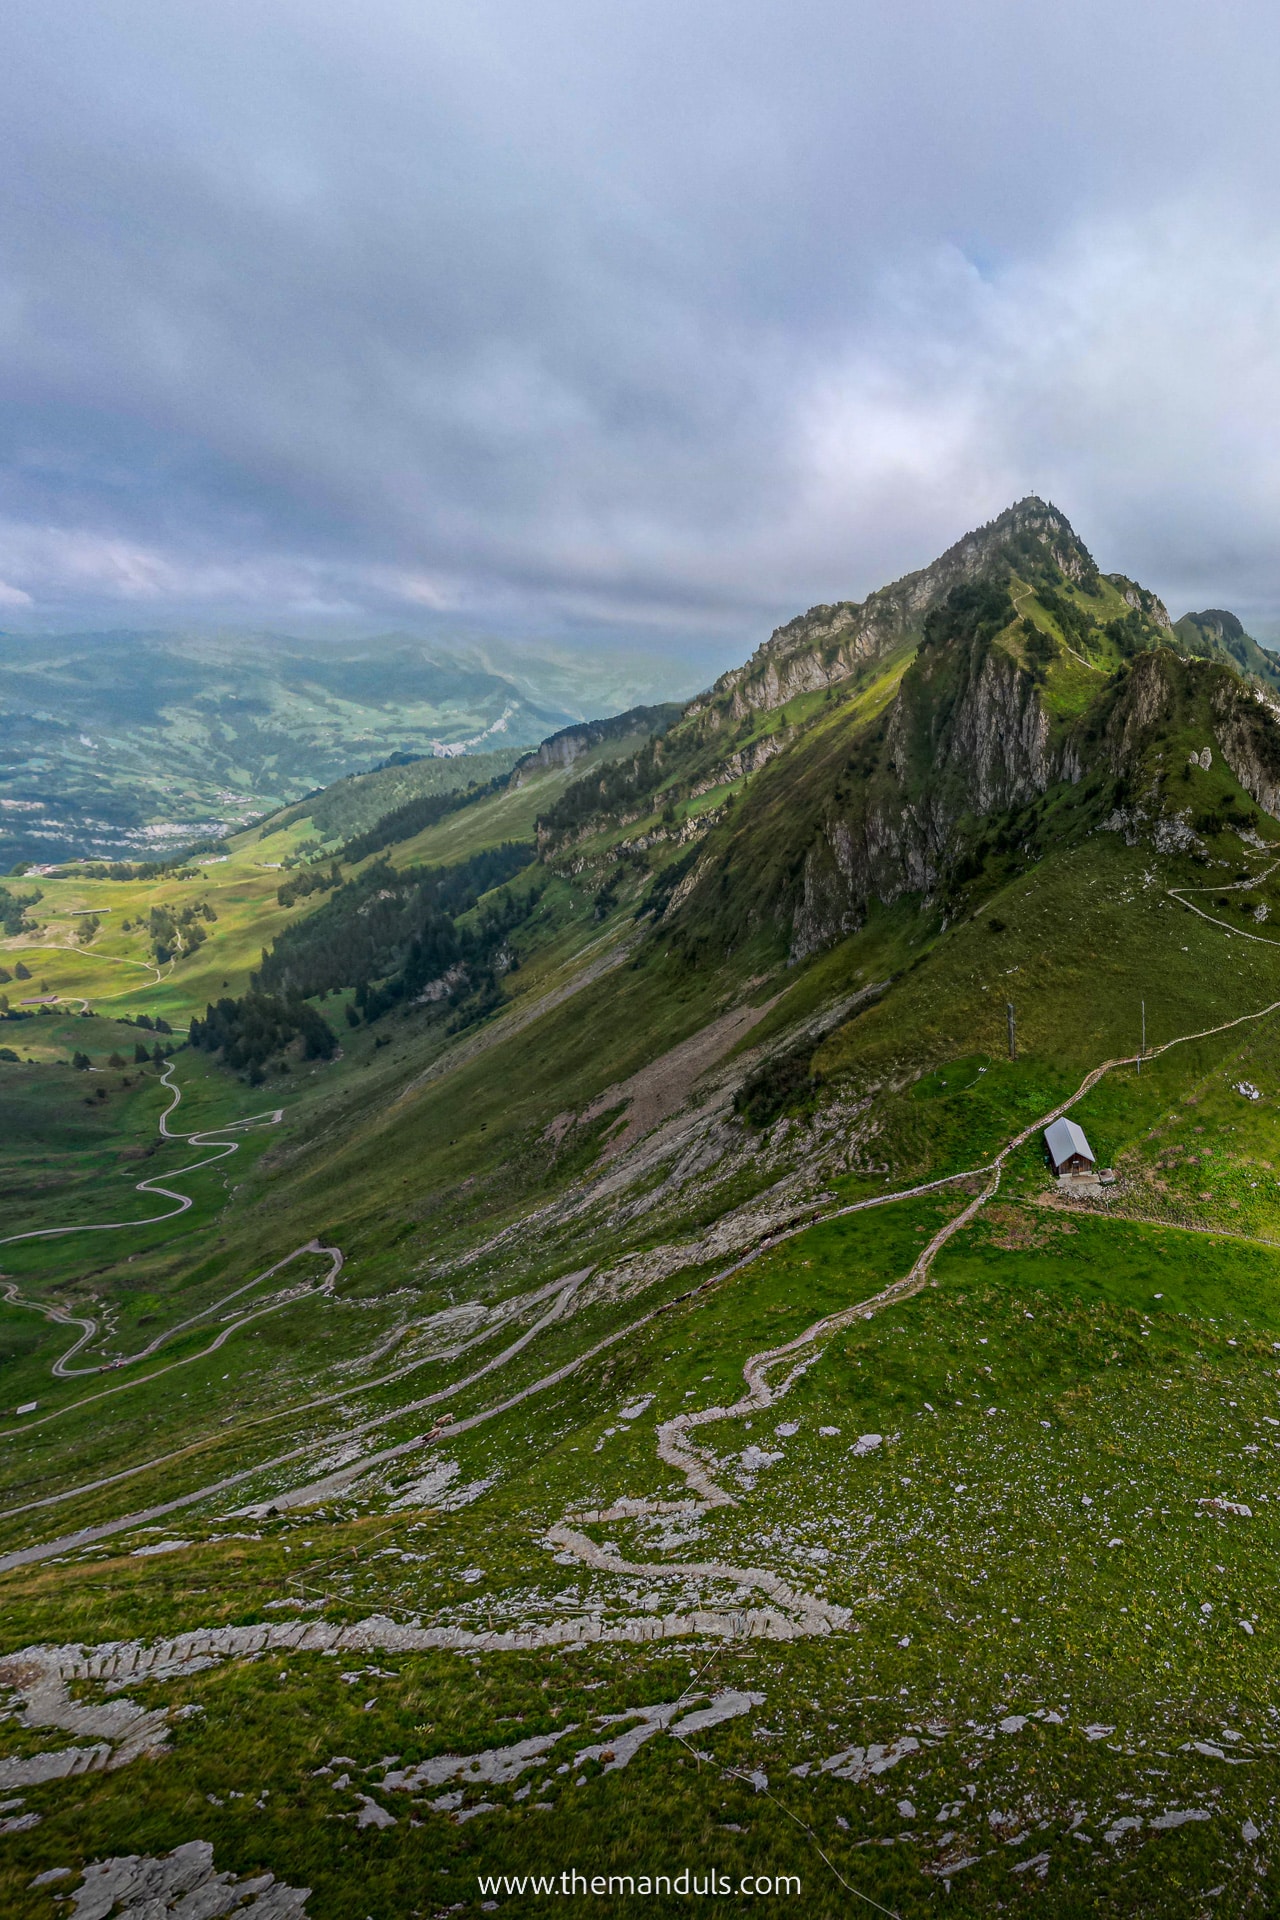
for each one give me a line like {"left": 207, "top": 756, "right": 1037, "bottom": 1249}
{"left": 8, "top": 968, "right": 1279, "bottom": 1581}
{"left": 0, "top": 1061, "right": 282, "bottom": 1266}
{"left": 1167, "top": 859, "right": 1280, "bottom": 950}
{"left": 12, "top": 940, "right": 169, "bottom": 992}
{"left": 537, "top": 977, "right": 1280, "bottom": 1615}
{"left": 1010, "top": 581, "right": 1102, "bottom": 673}
{"left": 3, "top": 1244, "right": 343, "bottom": 1400}
{"left": 5, "top": 971, "right": 1276, "bottom": 1698}
{"left": 5, "top": 884, "right": 1280, "bottom": 1644}
{"left": 2, "top": 835, "right": 1276, "bottom": 1920}
{"left": 0, "top": 1062, "right": 293, "bottom": 1384}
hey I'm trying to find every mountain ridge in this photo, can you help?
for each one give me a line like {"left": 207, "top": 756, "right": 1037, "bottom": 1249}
{"left": 693, "top": 496, "right": 1105, "bottom": 721}
{"left": 532, "top": 499, "right": 1280, "bottom": 970}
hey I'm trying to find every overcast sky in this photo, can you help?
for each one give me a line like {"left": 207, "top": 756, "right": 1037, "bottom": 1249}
{"left": 4, "top": 0, "right": 1280, "bottom": 661}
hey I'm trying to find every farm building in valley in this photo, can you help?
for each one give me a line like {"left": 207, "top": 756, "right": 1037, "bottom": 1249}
{"left": 1044, "top": 1116, "right": 1095, "bottom": 1178}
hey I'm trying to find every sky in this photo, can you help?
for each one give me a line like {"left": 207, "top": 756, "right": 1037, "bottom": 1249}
{"left": 4, "top": 0, "right": 1280, "bottom": 665}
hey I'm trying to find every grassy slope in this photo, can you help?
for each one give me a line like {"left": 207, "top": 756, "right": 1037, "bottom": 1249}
{"left": 266, "top": 746, "right": 524, "bottom": 844}
{"left": 12, "top": 657, "right": 1280, "bottom": 1909}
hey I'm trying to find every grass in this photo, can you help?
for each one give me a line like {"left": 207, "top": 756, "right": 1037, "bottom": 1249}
{"left": 13, "top": 655, "right": 1280, "bottom": 1909}
{"left": 6, "top": 1197, "right": 1280, "bottom": 1914}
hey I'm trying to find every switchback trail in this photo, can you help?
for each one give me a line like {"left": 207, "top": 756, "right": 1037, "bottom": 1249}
{"left": 0, "top": 1062, "right": 285, "bottom": 1378}
{"left": 0, "top": 1061, "right": 282, "bottom": 1254}
{"left": 631, "top": 986, "right": 1280, "bottom": 1516}
{"left": 8, "top": 981, "right": 1279, "bottom": 1577}
{"left": 2, "top": 1244, "right": 343, "bottom": 1409}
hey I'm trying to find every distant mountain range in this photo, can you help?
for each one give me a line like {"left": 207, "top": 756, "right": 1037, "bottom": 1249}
{"left": 0, "top": 627, "right": 706, "bottom": 866}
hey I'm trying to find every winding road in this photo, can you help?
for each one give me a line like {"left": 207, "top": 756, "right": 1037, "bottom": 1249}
{"left": 0, "top": 1061, "right": 286, "bottom": 1378}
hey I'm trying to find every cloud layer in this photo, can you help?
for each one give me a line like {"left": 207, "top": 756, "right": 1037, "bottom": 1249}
{"left": 3, "top": 1, "right": 1280, "bottom": 648}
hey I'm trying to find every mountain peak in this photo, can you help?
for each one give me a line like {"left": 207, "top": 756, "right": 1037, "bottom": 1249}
{"left": 700, "top": 497, "right": 1099, "bottom": 721}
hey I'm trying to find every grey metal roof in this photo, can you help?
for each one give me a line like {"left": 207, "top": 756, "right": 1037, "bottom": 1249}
{"left": 1044, "top": 1116, "right": 1094, "bottom": 1166}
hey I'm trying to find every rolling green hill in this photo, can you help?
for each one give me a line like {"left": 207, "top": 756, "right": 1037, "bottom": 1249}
{"left": 7, "top": 502, "right": 1280, "bottom": 1914}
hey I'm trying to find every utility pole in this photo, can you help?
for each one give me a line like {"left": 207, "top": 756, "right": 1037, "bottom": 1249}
{"left": 1007, "top": 1001, "right": 1017, "bottom": 1062}
{"left": 1139, "top": 999, "right": 1145, "bottom": 1074}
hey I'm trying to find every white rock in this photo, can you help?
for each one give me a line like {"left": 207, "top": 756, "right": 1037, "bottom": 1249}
{"left": 354, "top": 1794, "right": 396, "bottom": 1829}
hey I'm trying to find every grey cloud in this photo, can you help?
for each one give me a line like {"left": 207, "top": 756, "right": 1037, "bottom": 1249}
{"left": 3, "top": 0, "right": 1280, "bottom": 643}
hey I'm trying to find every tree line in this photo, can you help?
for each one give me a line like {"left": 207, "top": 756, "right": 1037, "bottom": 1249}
{"left": 190, "top": 840, "right": 537, "bottom": 1080}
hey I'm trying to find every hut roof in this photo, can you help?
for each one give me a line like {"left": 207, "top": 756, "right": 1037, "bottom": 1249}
{"left": 1044, "top": 1116, "right": 1094, "bottom": 1168}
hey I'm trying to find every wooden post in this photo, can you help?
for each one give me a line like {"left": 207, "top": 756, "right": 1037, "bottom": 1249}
{"left": 1006, "top": 1002, "right": 1016, "bottom": 1061}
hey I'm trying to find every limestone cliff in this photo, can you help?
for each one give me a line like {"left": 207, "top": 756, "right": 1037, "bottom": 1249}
{"left": 690, "top": 497, "right": 1093, "bottom": 723}
{"left": 789, "top": 607, "right": 1077, "bottom": 959}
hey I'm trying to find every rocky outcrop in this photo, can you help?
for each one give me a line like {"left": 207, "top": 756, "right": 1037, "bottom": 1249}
{"left": 1107, "top": 574, "right": 1173, "bottom": 630}
{"left": 510, "top": 703, "right": 682, "bottom": 786}
{"left": 687, "top": 729, "right": 789, "bottom": 798}
{"left": 1212, "top": 680, "right": 1280, "bottom": 819}
{"left": 790, "top": 633, "right": 1075, "bottom": 959}
{"left": 62, "top": 1844, "right": 311, "bottom": 1919}
{"left": 1100, "top": 648, "right": 1177, "bottom": 773}
{"left": 690, "top": 497, "right": 1092, "bottom": 723}
{"left": 885, "top": 640, "right": 1059, "bottom": 813}
{"left": 1100, "top": 648, "right": 1280, "bottom": 822}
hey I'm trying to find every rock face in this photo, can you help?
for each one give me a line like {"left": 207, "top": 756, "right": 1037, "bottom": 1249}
{"left": 1107, "top": 574, "right": 1173, "bottom": 630}
{"left": 63, "top": 1841, "right": 309, "bottom": 1918}
{"left": 691, "top": 497, "right": 1090, "bottom": 723}
{"left": 510, "top": 703, "right": 682, "bottom": 785}
{"left": 536, "top": 497, "right": 1280, "bottom": 973}
{"left": 1096, "top": 646, "right": 1179, "bottom": 774}
{"left": 1211, "top": 679, "right": 1280, "bottom": 819}
{"left": 788, "top": 603, "right": 1080, "bottom": 960}
{"left": 681, "top": 604, "right": 1280, "bottom": 967}
{"left": 1099, "top": 647, "right": 1280, "bottom": 817}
